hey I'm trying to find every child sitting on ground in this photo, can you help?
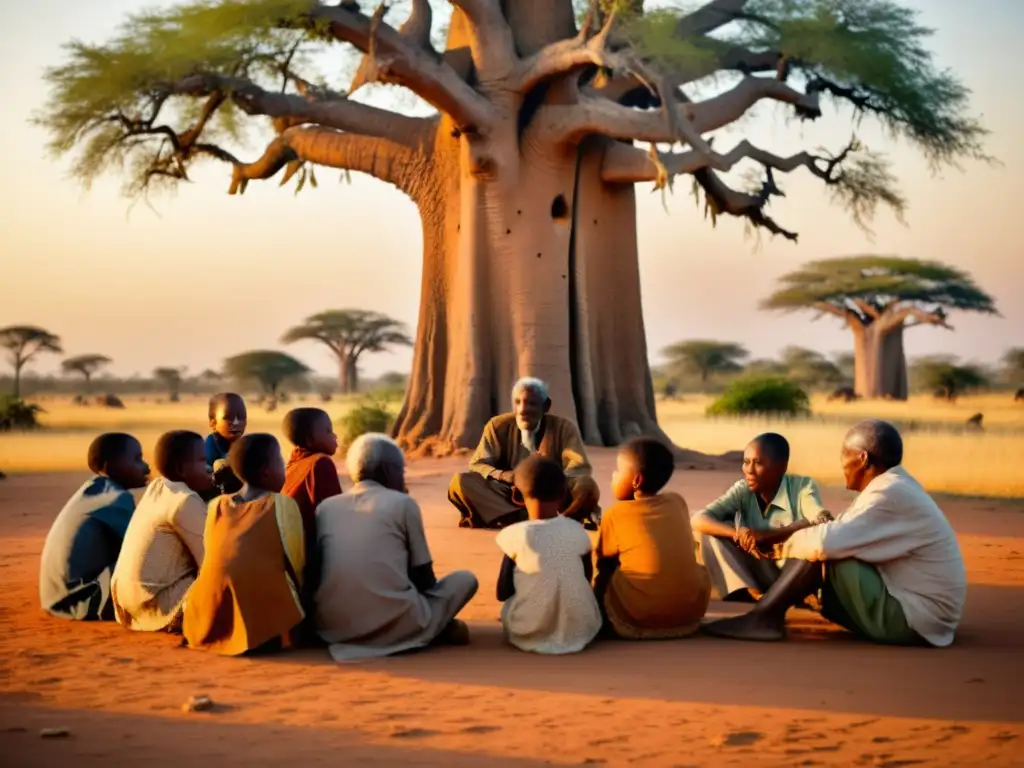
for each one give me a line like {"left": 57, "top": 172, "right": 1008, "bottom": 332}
{"left": 282, "top": 407, "right": 342, "bottom": 622}
{"left": 594, "top": 437, "right": 711, "bottom": 639}
{"left": 204, "top": 392, "right": 247, "bottom": 499}
{"left": 282, "top": 408, "right": 341, "bottom": 548}
{"left": 183, "top": 433, "right": 307, "bottom": 655}
{"left": 39, "top": 433, "right": 150, "bottom": 620}
{"left": 495, "top": 455, "right": 602, "bottom": 654}
{"left": 111, "top": 430, "right": 212, "bottom": 633}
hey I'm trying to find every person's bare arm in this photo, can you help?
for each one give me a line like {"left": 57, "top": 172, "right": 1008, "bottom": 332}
{"left": 691, "top": 511, "right": 740, "bottom": 540}
{"left": 496, "top": 555, "right": 516, "bottom": 602}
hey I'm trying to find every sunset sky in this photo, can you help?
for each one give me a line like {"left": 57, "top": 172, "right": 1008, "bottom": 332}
{"left": 1, "top": 0, "right": 1021, "bottom": 382}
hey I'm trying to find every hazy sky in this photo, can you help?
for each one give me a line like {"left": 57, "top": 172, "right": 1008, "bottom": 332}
{"left": 2, "top": 0, "right": 1022, "bottom": 382}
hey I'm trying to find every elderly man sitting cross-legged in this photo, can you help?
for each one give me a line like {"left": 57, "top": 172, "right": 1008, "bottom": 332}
{"left": 448, "top": 377, "right": 601, "bottom": 529}
{"left": 704, "top": 420, "right": 967, "bottom": 647}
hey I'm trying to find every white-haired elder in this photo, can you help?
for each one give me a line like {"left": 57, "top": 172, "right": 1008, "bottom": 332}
{"left": 314, "top": 434, "right": 478, "bottom": 662}
{"left": 448, "top": 377, "right": 600, "bottom": 529}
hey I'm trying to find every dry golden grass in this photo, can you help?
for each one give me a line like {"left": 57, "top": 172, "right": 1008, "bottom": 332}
{"left": 2, "top": 393, "right": 1022, "bottom": 498}
{"left": 0, "top": 396, "right": 375, "bottom": 475}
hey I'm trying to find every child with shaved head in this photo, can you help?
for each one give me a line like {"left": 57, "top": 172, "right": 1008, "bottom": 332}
{"left": 495, "top": 455, "right": 601, "bottom": 654}
{"left": 594, "top": 438, "right": 710, "bottom": 639}
{"left": 112, "top": 430, "right": 212, "bottom": 632}
{"left": 39, "top": 433, "right": 150, "bottom": 620}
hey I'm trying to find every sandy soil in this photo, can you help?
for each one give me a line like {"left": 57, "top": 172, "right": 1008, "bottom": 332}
{"left": 2, "top": 450, "right": 1023, "bottom": 766}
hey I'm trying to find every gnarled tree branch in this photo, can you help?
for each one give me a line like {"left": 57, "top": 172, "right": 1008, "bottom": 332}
{"left": 511, "top": 6, "right": 620, "bottom": 92}
{"left": 449, "top": 0, "right": 516, "bottom": 77}
{"left": 538, "top": 75, "right": 819, "bottom": 147}
{"left": 879, "top": 305, "right": 950, "bottom": 333}
{"left": 168, "top": 74, "right": 426, "bottom": 147}
{"left": 311, "top": 4, "right": 493, "bottom": 134}
{"left": 229, "top": 126, "right": 424, "bottom": 197}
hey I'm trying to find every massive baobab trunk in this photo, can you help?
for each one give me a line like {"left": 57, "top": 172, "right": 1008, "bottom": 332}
{"left": 391, "top": 7, "right": 666, "bottom": 453}
{"left": 851, "top": 321, "right": 909, "bottom": 400}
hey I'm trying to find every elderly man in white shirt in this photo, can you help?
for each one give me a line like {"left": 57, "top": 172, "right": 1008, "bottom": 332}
{"left": 704, "top": 419, "right": 966, "bottom": 647}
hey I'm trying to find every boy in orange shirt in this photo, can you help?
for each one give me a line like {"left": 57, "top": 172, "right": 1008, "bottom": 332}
{"left": 594, "top": 438, "right": 710, "bottom": 639}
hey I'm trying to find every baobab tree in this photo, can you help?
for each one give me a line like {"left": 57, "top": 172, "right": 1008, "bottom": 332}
{"left": 282, "top": 310, "right": 412, "bottom": 394}
{"left": 62, "top": 354, "right": 113, "bottom": 393}
{"left": 37, "top": 0, "right": 989, "bottom": 451}
{"left": 762, "top": 256, "right": 996, "bottom": 400}
{"left": 1, "top": 326, "right": 63, "bottom": 398}
{"left": 662, "top": 340, "right": 748, "bottom": 389}
{"left": 223, "top": 351, "right": 311, "bottom": 399}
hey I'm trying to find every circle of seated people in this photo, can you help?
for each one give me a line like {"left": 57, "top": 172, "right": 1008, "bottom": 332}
{"left": 37, "top": 378, "right": 967, "bottom": 657}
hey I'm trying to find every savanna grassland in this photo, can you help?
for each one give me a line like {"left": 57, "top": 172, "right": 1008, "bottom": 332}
{"left": 2, "top": 392, "right": 1021, "bottom": 498}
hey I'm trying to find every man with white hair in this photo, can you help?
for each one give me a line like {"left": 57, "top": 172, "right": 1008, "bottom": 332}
{"left": 448, "top": 377, "right": 600, "bottom": 529}
{"left": 704, "top": 419, "right": 967, "bottom": 647}
{"left": 314, "top": 433, "right": 478, "bottom": 662}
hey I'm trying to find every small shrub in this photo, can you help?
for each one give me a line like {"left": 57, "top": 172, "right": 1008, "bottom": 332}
{"left": 95, "top": 393, "right": 125, "bottom": 409}
{"left": 339, "top": 397, "right": 394, "bottom": 449}
{"left": 0, "top": 396, "right": 45, "bottom": 431}
{"left": 706, "top": 377, "right": 810, "bottom": 417}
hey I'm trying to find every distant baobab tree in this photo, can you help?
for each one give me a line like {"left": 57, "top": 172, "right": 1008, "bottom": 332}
{"left": 1, "top": 326, "right": 63, "bottom": 398}
{"left": 762, "top": 256, "right": 997, "bottom": 400}
{"left": 282, "top": 310, "right": 411, "bottom": 394}
{"left": 36, "top": 0, "right": 991, "bottom": 451}
{"left": 62, "top": 354, "right": 113, "bottom": 393}
{"left": 153, "top": 366, "right": 187, "bottom": 402}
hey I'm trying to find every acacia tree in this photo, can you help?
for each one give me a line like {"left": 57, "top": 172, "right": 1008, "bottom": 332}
{"left": 282, "top": 309, "right": 412, "bottom": 394}
{"left": 1, "top": 326, "right": 63, "bottom": 398}
{"left": 38, "top": 0, "right": 989, "bottom": 451}
{"left": 762, "top": 256, "right": 997, "bottom": 399}
{"left": 1002, "top": 348, "right": 1024, "bottom": 386}
{"left": 224, "top": 351, "right": 311, "bottom": 398}
{"left": 62, "top": 354, "right": 113, "bottom": 393}
{"left": 911, "top": 355, "right": 988, "bottom": 403}
{"left": 778, "top": 346, "right": 843, "bottom": 389}
{"left": 153, "top": 366, "right": 187, "bottom": 401}
{"left": 662, "top": 339, "right": 747, "bottom": 388}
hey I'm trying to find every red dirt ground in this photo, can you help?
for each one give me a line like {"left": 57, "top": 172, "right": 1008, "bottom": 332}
{"left": 2, "top": 450, "right": 1022, "bottom": 766}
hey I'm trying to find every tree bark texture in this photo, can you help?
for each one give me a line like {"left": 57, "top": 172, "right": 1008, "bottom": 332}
{"left": 382, "top": 6, "right": 671, "bottom": 454}
{"left": 851, "top": 320, "right": 908, "bottom": 401}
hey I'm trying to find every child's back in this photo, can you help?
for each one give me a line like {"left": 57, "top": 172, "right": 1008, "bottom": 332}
{"left": 596, "top": 492, "right": 710, "bottom": 638}
{"left": 496, "top": 515, "right": 601, "bottom": 654}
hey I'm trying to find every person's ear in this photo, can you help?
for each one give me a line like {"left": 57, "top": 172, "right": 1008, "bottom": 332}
{"left": 511, "top": 486, "right": 525, "bottom": 507}
{"left": 543, "top": 398, "right": 552, "bottom": 414}
{"left": 632, "top": 473, "right": 643, "bottom": 492}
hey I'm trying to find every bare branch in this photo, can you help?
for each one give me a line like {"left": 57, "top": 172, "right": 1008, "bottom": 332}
{"left": 692, "top": 167, "right": 798, "bottom": 241}
{"left": 168, "top": 74, "right": 426, "bottom": 146}
{"left": 674, "top": 0, "right": 752, "bottom": 38}
{"left": 229, "top": 126, "right": 423, "bottom": 196}
{"left": 689, "top": 76, "right": 821, "bottom": 134}
{"left": 311, "top": 4, "right": 493, "bottom": 134}
{"left": 449, "top": 0, "right": 516, "bottom": 77}
{"left": 511, "top": 6, "right": 620, "bottom": 93}
{"left": 851, "top": 298, "right": 881, "bottom": 320}
{"left": 538, "top": 75, "right": 819, "bottom": 147}
{"left": 880, "top": 305, "right": 951, "bottom": 333}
